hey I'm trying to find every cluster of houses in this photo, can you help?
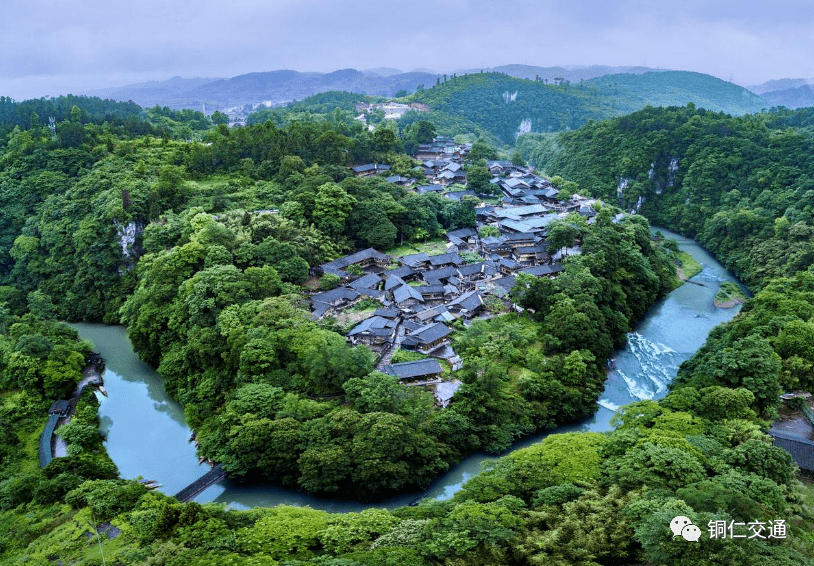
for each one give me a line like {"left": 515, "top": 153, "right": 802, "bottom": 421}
{"left": 327, "top": 143, "right": 616, "bottom": 406}
{"left": 355, "top": 101, "right": 431, "bottom": 121}
{"left": 309, "top": 215, "right": 586, "bottom": 406}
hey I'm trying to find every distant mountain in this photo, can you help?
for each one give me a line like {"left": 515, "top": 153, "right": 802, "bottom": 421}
{"left": 760, "top": 84, "right": 814, "bottom": 109}
{"left": 456, "top": 64, "right": 669, "bottom": 82}
{"left": 747, "top": 78, "right": 812, "bottom": 95}
{"left": 586, "top": 71, "right": 768, "bottom": 115}
{"left": 85, "top": 76, "right": 222, "bottom": 108}
{"left": 362, "top": 67, "right": 404, "bottom": 77}
{"left": 405, "top": 71, "right": 768, "bottom": 145}
{"left": 81, "top": 66, "right": 769, "bottom": 123}
{"left": 82, "top": 69, "right": 440, "bottom": 111}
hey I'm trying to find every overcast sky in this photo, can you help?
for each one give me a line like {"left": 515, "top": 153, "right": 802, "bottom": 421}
{"left": 3, "top": 0, "right": 813, "bottom": 100}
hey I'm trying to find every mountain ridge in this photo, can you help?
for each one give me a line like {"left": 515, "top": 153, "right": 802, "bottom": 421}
{"left": 81, "top": 65, "right": 672, "bottom": 112}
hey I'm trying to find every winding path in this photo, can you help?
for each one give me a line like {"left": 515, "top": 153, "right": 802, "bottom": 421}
{"left": 38, "top": 356, "right": 105, "bottom": 468}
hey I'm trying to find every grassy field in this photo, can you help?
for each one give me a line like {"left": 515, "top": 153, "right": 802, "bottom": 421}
{"left": 676, "top": 250, "right": 702, "bottom": 280}
{"left": 386, "top": 237, "right": 449, "bottom": 258}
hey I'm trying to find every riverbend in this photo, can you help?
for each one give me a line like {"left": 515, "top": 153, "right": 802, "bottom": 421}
{"left": 72, "top": 227, "right": 746, "bottom": 512}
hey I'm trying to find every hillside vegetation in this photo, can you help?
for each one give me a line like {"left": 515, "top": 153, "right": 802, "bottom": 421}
{"left": 517, "top": 104, "right": 814, "bottom": 289}
{"left": 395, "top": 71, "right": 767, "bottom": 145}
{"left": 0, "top": 94, "right": 813, "bottom": 565}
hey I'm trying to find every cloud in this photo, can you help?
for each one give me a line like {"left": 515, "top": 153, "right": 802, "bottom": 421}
{"left": 2, "top": 0, "right": 813, "bottom": 99}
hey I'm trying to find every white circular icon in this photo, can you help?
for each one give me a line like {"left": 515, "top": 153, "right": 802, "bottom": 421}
{"left": 670, "top": 516, "right": 700, "bottom": 542}
{"left": 670, "top": 516, "right": 693, "bottom": 537}
{"left": 681, "top": 524, "right": 701, "bottom": 542}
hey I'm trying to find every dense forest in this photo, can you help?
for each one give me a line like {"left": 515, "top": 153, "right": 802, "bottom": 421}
{"left": 516, "top": 104, "right": 814, "bottom": 290}
{"left": 397, "top": 71, "right": 767, "bottom": 145}
{"left": 0, "top": 94, "right": 812, "bottom": 564}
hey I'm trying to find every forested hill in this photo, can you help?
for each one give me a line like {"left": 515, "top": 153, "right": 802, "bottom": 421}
{"left": 0, "top": 95, "right": 144, "bottom": 134}
{"left": 402, "top": 71, "right": 766, "bottom": 145}
{"left": 586, "top": 71, "right": 768, "bottom": 115}
{"left": 1, "top": 92, "right": 814, "bottom": 564}
{"left": 517, "top": 104, "right": 814, "bottom": 289}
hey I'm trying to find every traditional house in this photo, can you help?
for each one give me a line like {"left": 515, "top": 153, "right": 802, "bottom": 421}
{"left": 422, "top": 265, "right": 459, "bottom": 286}
{"left": 401, "top": 320, "right": 423, "bottom": 334}
{"left": 447, "top": 290, "right": 484, "bottom": 318}
{"left": 434, "top": 380, "right": 461, "bottom": 408}
{"left": 503, "top": 232, "right": 536, "bottom": 248}
{"left": 414, "top": 305, "right": 450, "bottom": 324}
{"left": 415, "top": 183, "right": 445, "bottom": 194}
{"left": 348, "top": 273, "right": 383, "bottom": 292}
{"left": 387, "top": 265, "right": 418, "bottom": 280}
{"left": 499, "top": 218, "right": 541, "bottom": 234}
{"left": 443, "top": 190, "right": 477, "bottom": 201}
{"left": 346, "top": 316, "right": 398, "bottom": 346}
{"left": 384, "top": 273, "right": 408, "bottom": 291}
{"left": 539, "top": 187, "right": 560, "bottom": 203}
{"left": 480, "top": 236, "right": 512, "bottom": 256}
{"left": 523, "top": 215, "right": 559, "bottom": 232}
{"left": 311, "top": 287, "right": 360, "bottom": 318}
{"left": 551, "top": 247, "right": 582, "bottom": 262}
{"left": 520, "top": 263, "right": 565, "bottom": 278}
{"left": 437, "top": 169, "right": 467, "bottom": 186}
{"left": 384, "top": 358, "right": 443, "bottom": 382}
{"left": 401, "top": 322, "right": 452, "bottom": 353}
{"left": 413, "top": 285, "right": 446, "bottom": 301}
{"left": 498, "top": 258, "right": 521, "bottom": 275}
{"left": 319, "top": 248, "right": 391, "bottom": 280}
{"left": 446, "top": 227, "right": 479, "bottom": 250}
{"left": 351, "top": 163, "right": 392, "bottom": 177}
{"left": 399, "top": 252, "right": 432, "bottom": 270}
{"left": 428, "top": 252, "right": 463, "bottom": 269}
{"left": 373, "top": 307, "right": 401, "bottom": 319}
{"left": 393, "top": 284, "right": 424, "bottom": 309}
{"left": 492, "top": 275, "right": 517, "bottom": 291}
{"left": 457, "top": 261, "right": 498, "bottom": 282}
{"left": 417, "top": 144, "right": 445, "bottom": 161}
{"left": 385, "top": 175, "right": 415, "bottom": 186}
{"left": 514, "top": 244, "right": 550, "bottom": 265}
{"left": 579, "top": 204, "right": 597, "bottom": 218}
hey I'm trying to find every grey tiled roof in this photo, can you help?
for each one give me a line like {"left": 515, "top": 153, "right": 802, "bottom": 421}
{"left": 312, "top": 287, "right": 359, "bottom": 304}
{"left": 393, "top": 284, "right": 424, "bottom": 304}
{"left": 347, "top": 315, "right": 396, "bottom": 336}
{"left": 448, "top": 290, "right": 483, "bottom": 311}
{"left": 403, "top": 322, "right": 452, "bottom": 345}
{"left": 348, "top": 273, "right": 382, "bottom": 290}
{"left": 384, "top": 358, "right": 443, "bottom": 379}
{"left": 428, "top": 252, "right": 462, "bottom": 267}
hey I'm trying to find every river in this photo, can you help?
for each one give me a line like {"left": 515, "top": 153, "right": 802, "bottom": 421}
{"left": 72, "top": 228, "right": 745, "bottom": 512}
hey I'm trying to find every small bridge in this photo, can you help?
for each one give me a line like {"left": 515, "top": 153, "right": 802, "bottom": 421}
{"left": 38, "top": 414, "right": 61, "bottom": 467}
{"left": 175, "top": 464, "right": 227, "bottom": 503}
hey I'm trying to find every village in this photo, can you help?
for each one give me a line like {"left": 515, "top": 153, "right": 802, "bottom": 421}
{"left": 311, "top": 137, "right": 609, "bottom": 408}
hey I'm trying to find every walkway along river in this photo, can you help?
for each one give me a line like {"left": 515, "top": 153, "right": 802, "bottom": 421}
{"left": 71, "top": 228, "right": 746, "bottom": 513}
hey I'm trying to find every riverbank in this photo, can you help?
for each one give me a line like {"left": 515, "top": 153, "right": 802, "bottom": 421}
{"left": 39, "top": 354, "right": 106, "bottom": 466}
{"left": 71, "top": 228, "right": 746, "bottom": 511}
